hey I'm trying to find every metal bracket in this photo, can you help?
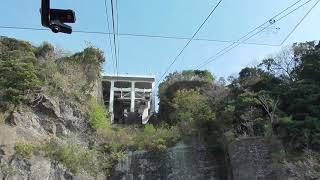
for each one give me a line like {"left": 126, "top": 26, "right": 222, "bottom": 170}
{"left": 40, "top": 0, "right": 76, "bottom": 34}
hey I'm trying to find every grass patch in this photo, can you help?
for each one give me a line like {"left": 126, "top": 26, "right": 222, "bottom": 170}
{"left": 134, "top": 124, "right": 181, "bottom": 151}
{"left": 97, "top": 127, "right": 135, "bottom": 151}
{"left": 15, "top": 142, "right": 36, "bottom": 160}
{"left": 42, "top": 138, "right": 123, "bottom": 176}
{"left": 42, "top": 139, "right": 99, "bottom": 175}
{"left": 0, "top": 112, "right": 6, "bottom": 125}
{"left": 89, "top": 100, "right": 109, "bottom": 130}
{"left": 0, "top": 164, "right": 16, "bottom": 177}
{"left": 97, "top": 124, "right": 181, "bottom": 152}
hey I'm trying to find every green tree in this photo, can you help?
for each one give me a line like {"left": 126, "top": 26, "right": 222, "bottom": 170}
{"left": 158, "top": 70, "right": 214, "bottom": 124}
{"left": 170, "top": 89, "right": 215, "bottom": 132}
{"left": 226, "top": 41, "right": 320, "bottom": 151}
{"left": 0, "top": 54, "right": 42, "bottom": 109}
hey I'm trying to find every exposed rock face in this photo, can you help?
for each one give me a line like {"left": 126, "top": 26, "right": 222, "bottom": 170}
{"left": 0, "top": 95, "right": 98, "bottom": 180}
{"left": 8, "top": 95, "right": 89, "bottom": 139}
{"left": 30, "top": 156, "right": 51, "bottom": 180}
{"left": 228, "top": 137, "right": 281, "bottom": 180}
{"left": 281, "top": 151, "right": 320, "bottom": 180}
{"left": 91, "top": 78, "right": 104, "bottom": 104}
{"left": 35, "top": 95, "right": 89, "bottom": 134}
{"left": 111, "top": 138, "right": 228, "bottom": 180}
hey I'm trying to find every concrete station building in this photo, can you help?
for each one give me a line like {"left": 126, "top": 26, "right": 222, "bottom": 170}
{"left": 102, "top": 74, "right": 156, "bottom": 124}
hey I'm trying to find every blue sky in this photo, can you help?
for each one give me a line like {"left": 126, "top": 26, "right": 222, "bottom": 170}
{"left": 0, "top": 0, "right": 320, "bottom": 82}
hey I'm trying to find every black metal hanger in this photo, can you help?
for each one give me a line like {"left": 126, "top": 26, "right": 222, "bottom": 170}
{"left": 41, "top": 0, "right": 76, "bottom": 34}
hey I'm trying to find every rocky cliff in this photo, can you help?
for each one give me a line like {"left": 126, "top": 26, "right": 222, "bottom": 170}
{"left": 0, "top": 37, "right": 106, "bottom": 179}
{"left": 228, "top": 138, "right": 282, "bottom": 180}
{"left": 228, "top": 137, "right": 320, "bottom": 180}
{"left": 0, "top": 95, "right": 103, "bottom": 180}
{"left": 111, "top": 138, "right": 229, "bottom": 180}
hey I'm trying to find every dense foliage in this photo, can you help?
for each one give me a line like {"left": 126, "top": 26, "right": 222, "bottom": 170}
{"left": 0, "top": 38, "right": 42, "bottom": 111}
{"left": 0, "top": 37, "right": 104, "bottom": 112}
{"left": 96, "top": 118, "right": 181, "bottom": 152}
{"left": 159, "top": 70, "right": 214, "bottom": 125}
{"left": 170, "top": 89, "right": 215, "bottom": 134}
{"left": 158, "top": 41, "right": 320, "bottom": 153}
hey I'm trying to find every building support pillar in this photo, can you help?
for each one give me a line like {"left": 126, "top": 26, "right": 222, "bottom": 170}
{"left": 151, "top": 82, "right": 156, "bottom": 113}
{"left": 130, "top": 81, "right": 135, "bottom": 112}
{"left": 109, "top": 80, "right": 115, "bottom": 123}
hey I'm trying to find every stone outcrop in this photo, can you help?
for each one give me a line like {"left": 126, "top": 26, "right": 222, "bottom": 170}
{"left": 228, "top": 137, "right": 320, "bottom": 180}
{"left": 0, "top": 95, "right": 98, "bottom": 180}
{"left": 228, "top": 137, "right": 282, "bottom": 180}
{"left": 281, "top": 150, "right": 320, "bottom": 180}
{"left": 111, "top": 138, "right": 229, "bottom": 180}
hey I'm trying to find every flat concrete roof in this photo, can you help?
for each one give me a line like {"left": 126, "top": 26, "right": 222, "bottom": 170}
{"left": 102, "top": 74, "right": 155, "bottom": 82}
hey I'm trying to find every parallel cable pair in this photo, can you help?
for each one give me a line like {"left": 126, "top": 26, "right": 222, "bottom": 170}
{"left": 195, "top": 0, "right": 319, "bottom": 69}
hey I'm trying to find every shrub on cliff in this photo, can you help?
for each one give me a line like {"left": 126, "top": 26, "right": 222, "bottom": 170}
{"left": 89, "top": 100, "right": 109, "bottom": 130}
{"left": 63, "top": 47, "right": 104, "bottom": 85}
{"left": 42, "top": 139, "right": 101, "bottom": 176}
{"left": 0, "top": 37, "right": 36, "bottom": 54}
{"left": 158, "top": 70, "right": 214, "bottom": 124}
{"left": 97, "top": 126, "right": 135, "bottom": 152}
{"left": 0, "top": 37, "right": 105, "bottom": 110}
{"left": 38, "top": 47, "right": 104, "bottom": 103}
{"left": 0, "top": 112, "right": 5, "bottom": 125}
{"left": 14, "top": 138, "right": 122, "bottom": 177}
{"left": 0, "top": 54, "right": 42, "bottom": 110}
{"left": 0, "top": 164, "right": 16, "bottom": 178}
{"left": 134, "top": 124, "right": 181, "bottom": 151}
{"left": 170, "top": 89, "right": 215, "bottom": 131}
{"left": 96, "top": 123, "right": 180, "bottom": 152}
{"left": 14, "top": 142, "right": 36, "bottom": 160}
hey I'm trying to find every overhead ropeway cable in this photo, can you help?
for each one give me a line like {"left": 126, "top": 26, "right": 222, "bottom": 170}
{"left": 110, "top": 0, "right": 119, "bottom": 78}
{"left": 194, "top": 0, "right": 317, "bottom": 69}
{"left": 280, "top": 0, "right": 320, "bottom": 45}
{"left": 153, "top": 0, "right": 307, "bottom": 87}
{"left": 115, "top": 0, "right": 121, "bottom": 78}
{"left": 104, "top": 0, "right": 117, "bottom": 75}
{"left": 153, "top": 0, "right": 223, "bottom": 88}
{"left": 0, "top": 25, "right": 280, "bottom": 46}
